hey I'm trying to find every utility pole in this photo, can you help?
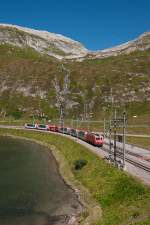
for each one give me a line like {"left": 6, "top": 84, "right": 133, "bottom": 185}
{"left": 113, "top": 109, "right": 117, "bottom": 161}
{"left": 84, "top": 103, "right": 88, "bottom": 120}
{"left": 109, "top": 119, "right": 112, "bottom": 158}
{"left": 71, "top": 119, "right": 73, "bottom": 128}
{"left": 109, "top": 118, "right": 112, "bottom": 159}
{"left": 84, "top": 103, "right": 89, "bottom": 131}
{"left": 122, "top": 111, "right": 126, "bottom": 169}
{"left": 76, "top": 117, "right": 78, "bottom": 129}
{"left": 59, "top": 104, "right": 65, "bottom": 133}
{"left": 103, "top": 118, "right": 106, "bottom": 138}
{"left": 32, "top": 114, "right": 35, "bottom": 124}
{"left": 110, "top": 87, "right": 113, "bottom": 114}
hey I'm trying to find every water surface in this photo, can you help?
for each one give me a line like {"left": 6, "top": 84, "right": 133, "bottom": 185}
{"left": 0, "top": 136, "right": 82, "bottom": 225}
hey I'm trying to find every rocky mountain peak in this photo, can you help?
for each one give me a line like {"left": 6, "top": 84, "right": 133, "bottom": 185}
{"left": 0, "top": 24, "right": 149, "bottom": 61}
{"left": 88, "top": 31, "right": 150, "bottom": 59}
{"left": 0, "top": 24, "right": 88, "bottom": 59}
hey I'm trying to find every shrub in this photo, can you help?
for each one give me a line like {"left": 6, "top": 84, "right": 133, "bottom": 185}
{"left": 74, "top": 159, "right": 88, "bottom": 170}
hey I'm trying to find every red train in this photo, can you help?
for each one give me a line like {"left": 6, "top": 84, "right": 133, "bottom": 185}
{"left": 48, "top": 124, "right": 59, "bottom": 132}
{"left": 87, "top": 132, "right": 104, "bottom": 147}
{"left": 25, "top": 123, "right": 104, "bottom": 147}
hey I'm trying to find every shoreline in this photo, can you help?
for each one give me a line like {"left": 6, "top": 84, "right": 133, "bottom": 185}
{"left": 0, "top": 133, "right": 102, "bottom": 225}
{"left": 0, "top": 128, "right": 150, "bottom": 225}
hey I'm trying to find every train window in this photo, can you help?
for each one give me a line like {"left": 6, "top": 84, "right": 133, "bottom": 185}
{"left": 96, "top": 137, "right": 100, "bottom": 140}
{"left": 39, "top": 125, "right": 46, "bottom": 128}
{"left": 27, "top": 124, "right": 35, "bottom": 127}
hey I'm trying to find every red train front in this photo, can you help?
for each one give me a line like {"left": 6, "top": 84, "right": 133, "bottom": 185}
{"left": 87, "top": 132, "right": 104, "bottom": 147}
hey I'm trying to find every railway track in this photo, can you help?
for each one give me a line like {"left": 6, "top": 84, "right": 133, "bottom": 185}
{"left": 125, "top": 157, "right": 150, "bottom": 173}
{"left": 0, "top": 125, "right": 150, "bottom": 174}
{"left": 104, "top": 141, "right": 150, "bottom": 162}
{"left": 103, "top": 145, "right": 150, "bottom": 173}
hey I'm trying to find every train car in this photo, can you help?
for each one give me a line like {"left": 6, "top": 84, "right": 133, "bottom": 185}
{"left": 87, "top": 132, "right": 104, "bottom": 147}
{"left": 37, "top": 124, "right": 49, "bottom": 130}
{"left": 70, "top": 128, "right": 78, "bottom": 137}
{"left": 24, "top": 123, "right": 37, "bottom": 129}
{"left": 77, "top": 130, "right": 88, "bottom": 141}
{"left": 64, "top": 127, "right": 71, "bottom": 134}
{"left": 58, "top": 127, "right": 71, "bottom": 134}
{"left": 48, "top": 124, "right": 59, "bottom": 132}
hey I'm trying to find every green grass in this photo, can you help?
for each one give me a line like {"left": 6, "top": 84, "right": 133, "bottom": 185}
{"left": 126, "top": 127, "right": 150, "bottom": 135}
{"left": 127, "top": 136, "right": 150, "bottom": 150}
{"left": 0, "top": 128, "right": 150, "bottom": 225}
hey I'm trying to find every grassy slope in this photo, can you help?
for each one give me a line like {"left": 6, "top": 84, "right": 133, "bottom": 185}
{"left": 0, "top": 43, "right": 150, "bottom": 120}
{"left": 0, "top": 44, "right": 63, "bottom": 118}
{"left": 1, "top": 128, "right": 150, "bottom": 225}
{"left": 68, "top": 50, "right": 150, "bottom": 118}
{"left": 127, "top": 136, "right": 150, "bottom": 150}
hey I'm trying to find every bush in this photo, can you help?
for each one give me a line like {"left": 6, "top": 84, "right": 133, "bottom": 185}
{"left": 74, "top": 159, "right": 88, "bottom": 170}
{"left": 11, "top": 110, "right": 22, "bottom": 119}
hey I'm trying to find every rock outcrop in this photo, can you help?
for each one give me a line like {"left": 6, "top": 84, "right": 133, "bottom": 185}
{"left": 0, "top": 24, "right": 88, "bottom": 60}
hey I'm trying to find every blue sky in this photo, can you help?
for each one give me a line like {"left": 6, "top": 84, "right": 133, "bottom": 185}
{"left": 0, "top": 0, "right": 150, "bottom": 50}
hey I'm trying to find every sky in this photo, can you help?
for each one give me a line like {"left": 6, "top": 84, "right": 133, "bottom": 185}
{"left": 0, "top": 0, "right": 150, "bottom": 51}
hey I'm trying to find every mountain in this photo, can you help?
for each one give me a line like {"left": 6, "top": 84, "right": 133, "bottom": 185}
{"left": 0, "top": 24, "right": 150, "bottom": 60}
{"left": 0, "top": 24, "right": 88, "bottom": 60}
{"left": 0, "top": 24, "right": 150, "bottom": 120}
{"left": 88, "top": 32, "right": 150, "bottom": 59}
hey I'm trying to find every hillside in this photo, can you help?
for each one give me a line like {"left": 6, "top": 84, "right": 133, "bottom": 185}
{"left": 0, "top": 25, "right": 150, "bottom": 120}
{"left": 0, "top": 44, "right": 150, "bottom": 120}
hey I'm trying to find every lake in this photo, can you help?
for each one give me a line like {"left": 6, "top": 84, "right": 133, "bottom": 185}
{"left": 0, "top": 136, "right": 82, "bottom": 225}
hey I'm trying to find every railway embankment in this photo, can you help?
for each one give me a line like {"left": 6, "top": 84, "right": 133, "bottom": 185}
{"left": 0, "top": 128, "right": 150, "bottom": 225}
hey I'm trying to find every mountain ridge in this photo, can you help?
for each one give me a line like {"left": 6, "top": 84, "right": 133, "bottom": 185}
{"left": 0, "top": 24, "right": 88, "bottom": 60}
{"left": 88, "top": 31, "right": 150, "bottom": 59}
{"left": 0, "top": 24, "right": 150, "bottom": 60}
